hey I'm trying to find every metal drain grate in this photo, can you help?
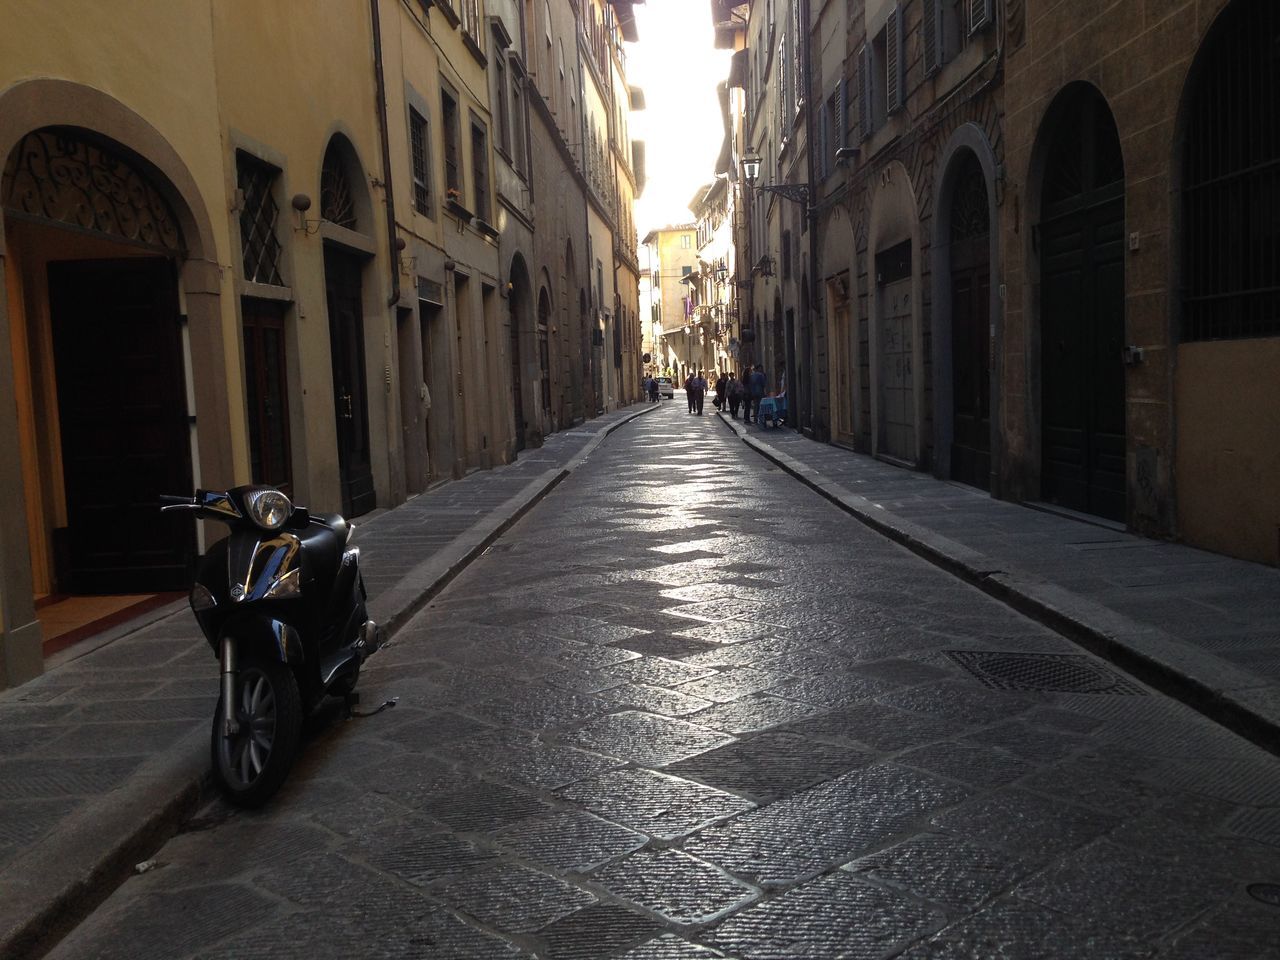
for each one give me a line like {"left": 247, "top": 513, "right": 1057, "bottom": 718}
{"left": 947, "top": 651, "right": 1147, "bottom": 695}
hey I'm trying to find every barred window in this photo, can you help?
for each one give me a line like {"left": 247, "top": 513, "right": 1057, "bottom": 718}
{"left": 1182, "top": 0, "right": 1280, "bottom": 341}
{"left": 236, "top": 152, "right": 284, "bottom": 285}
{"left": 409, "top": 108, "right": 432, "bottom": 217}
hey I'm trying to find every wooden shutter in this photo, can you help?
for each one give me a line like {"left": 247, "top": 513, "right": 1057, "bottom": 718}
{"left": 817, "top": 94, "right": 829, "bottom": 182}
{"left": 836, "top": 76, "right": 847, "bottom": 147}
{"left": 858, "top": 45, "right": 870, "bottom": 141}
{"left": 886, "top": 4, "right": 904, "bottom": 114}
{"left": 969, "top": 0, "right": 993, "bottom": 34}
{"left": 923, "top": 0, "right": 941, "bottom": 76}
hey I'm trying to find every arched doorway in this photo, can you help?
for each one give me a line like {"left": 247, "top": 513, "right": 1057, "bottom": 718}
{"left": 1038, "top": 85, "right": 1126, "bottom": 522}
{"left": 508, "top": 254, "right": 533, "bottom": 452}
{"left": 320, "top": 136, "right": 376, "bottom": 517}
{"left": 948, "top": 150, "right": 992, "bottom": 490}
{"left": 2, "top": 127, "right": 195, "bottom": 596}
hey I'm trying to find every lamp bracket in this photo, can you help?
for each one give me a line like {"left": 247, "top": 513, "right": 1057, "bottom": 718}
{"left": 758, "top": 183, "right": 810, "bottom": 206}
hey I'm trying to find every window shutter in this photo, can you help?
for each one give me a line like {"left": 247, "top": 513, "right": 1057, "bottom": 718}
{"left": 792, "top": 1, "right": 803, "bottom": 111}
{"left": 836, "top": 77, "right": 847, "bottom": 147}
{"left": 858, "top": 45, "right": 870, "bottom": 141}
{"left": 923, "top": 0, "right": 941, "bottom": 76}
{"left": 817, "top": 95, "right": 828, "bottom": 182}
{"left": 969, "top": 0, "right": 993, "bottom": 34}
{"left": 886, "top": 4, "right": 904, "bottom": 115}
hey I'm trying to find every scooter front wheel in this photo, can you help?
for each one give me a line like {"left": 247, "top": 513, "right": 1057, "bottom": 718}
{"left": 211, "top": 654, "right": 303, "bottom": 807}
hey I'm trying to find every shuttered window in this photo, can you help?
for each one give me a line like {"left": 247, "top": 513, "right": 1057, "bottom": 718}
{"left": 968, "top": 0, "right": 992, "bottom": 35}
{"left": 857, "top": 45, "right": 871, "bottom": 142}
{"left": 886, "top": 4, "right": 904, "bottom": 115}
{"left": 923, "top": 0, "right": 942, "bottom": 76}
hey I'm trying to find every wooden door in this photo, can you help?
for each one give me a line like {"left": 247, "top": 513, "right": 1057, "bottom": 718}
{"left": 323, "top": 247, "right": 376, "bottom": 517}
{"left": 1041, "top": 203, "right": 1126, "bottom": 521}
{"left": 241, "top": 298, "right": 292, "bottom": 492}
{"left": 48, "top": 258, "right": 193, "bottom": 593}
{"left": 1040, "top": 90, "right": 1126, "bottom": 522}
{"left": 876, "top": 241, "right": 914, "bottom": 463}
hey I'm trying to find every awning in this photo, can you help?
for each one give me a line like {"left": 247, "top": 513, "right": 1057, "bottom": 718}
{"left": 714, "top": 81, "right": 733, "bottom": 177}
{"left": 727, "top": 48, "right": 748, "bottom": 90}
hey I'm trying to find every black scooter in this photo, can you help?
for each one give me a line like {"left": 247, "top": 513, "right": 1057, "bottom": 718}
{"left": 161, "top": 486, "right": 376, "bottom": 806}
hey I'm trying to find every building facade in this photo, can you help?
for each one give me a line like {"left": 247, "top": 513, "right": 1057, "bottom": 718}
{"left": 0, "top": 0, "right": 646, "bottom": 690}
{"left": 731, "top": 0, "right": 1278, "bottom": 568}
{"left": 642, "top": 224, "right": 700, "bottom": 380}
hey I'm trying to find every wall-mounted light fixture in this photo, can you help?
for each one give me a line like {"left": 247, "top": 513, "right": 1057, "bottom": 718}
{"left": 292, "top": 193, "right": 321, "bottom": 235}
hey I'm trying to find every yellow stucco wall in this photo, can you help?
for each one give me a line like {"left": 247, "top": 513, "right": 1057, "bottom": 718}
{"left": 1175, "top": 339, "right": 1280, "bottom": 566}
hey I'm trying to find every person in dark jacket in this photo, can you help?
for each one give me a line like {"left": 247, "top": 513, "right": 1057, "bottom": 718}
{"left": 714, "top": 372, "right": 728, "bottom": 411}
{"left": 746, "top": 364, "right": 766, "bottom": 423}
{"left": 726, "top": 372, "right": 743, "bottom": 418}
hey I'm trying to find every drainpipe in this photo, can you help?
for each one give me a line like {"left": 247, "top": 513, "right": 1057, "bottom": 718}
{"left": 370, "top": 0, "right": 401, "bottom": 307}
{"left": 801, "top": 0, "right": 822, "bottom": 439}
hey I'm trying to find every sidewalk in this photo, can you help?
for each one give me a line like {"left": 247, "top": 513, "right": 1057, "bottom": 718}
{"left": 0, "top": 402, "right": 658, "bottom": 959}
{"left": 720, "top": 410, "right": 1280, "bottom": 756}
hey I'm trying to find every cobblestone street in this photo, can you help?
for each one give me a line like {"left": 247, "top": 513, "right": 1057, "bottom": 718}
{"left": 47, "top": 403, "right": 1280, "bottom": 959}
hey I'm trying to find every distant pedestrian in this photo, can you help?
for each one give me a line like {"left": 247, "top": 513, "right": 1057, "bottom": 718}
{"left": 646, "top": 375, "right": 659, "bottom": 402}
{"left": 726, "top": 372, "right": 743, "bottom": 418}
{"left": 713, "top": 372, "right": 727, "bottom": 411}
{"left": 746, "top": 364, "right": 766, "bottom": 423}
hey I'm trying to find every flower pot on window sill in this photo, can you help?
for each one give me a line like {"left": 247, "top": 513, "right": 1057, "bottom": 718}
{"left": 445, "top": 198, "right": 473, "bottom": 223}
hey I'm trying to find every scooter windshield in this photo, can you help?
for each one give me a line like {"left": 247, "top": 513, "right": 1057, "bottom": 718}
{"left": 228, "top": 533, "right": 303, "bottom": 602}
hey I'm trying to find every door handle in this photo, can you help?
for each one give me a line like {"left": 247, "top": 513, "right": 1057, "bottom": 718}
{"left": 341, "top": 392, "right": 353, "bottom": 419}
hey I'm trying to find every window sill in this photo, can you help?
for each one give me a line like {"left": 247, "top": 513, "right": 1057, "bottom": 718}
{"left": 475, "top": 218, "right": 499, "bottom": 239}
{"left": 445, "top": 198, "right": 474, "bottom": 223}
{"left": 462, "top": 31, "right": 487, "bottom": 68}
{"left": 434, "top": 1, "right": 461, "bottom": 29}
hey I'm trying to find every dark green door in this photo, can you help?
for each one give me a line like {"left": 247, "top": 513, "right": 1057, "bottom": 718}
{"left": 1039, "top": 88, "right": 1126, "bottom": 523}
{"left": 324, "top": 247, "right": 376, "bottom": 518}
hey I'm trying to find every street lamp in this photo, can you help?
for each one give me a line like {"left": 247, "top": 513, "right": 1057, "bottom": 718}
{"left": 683, "top": 323, "right": 693, "bottom": 380}
{"left": 740, "top": 146, "right": 810, "bottom": 206}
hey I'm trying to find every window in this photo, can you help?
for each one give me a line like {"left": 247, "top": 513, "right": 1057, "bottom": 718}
{"left": 470, "top": 114, "right": 491, "bottom": 223}
{"left": 511, "top": 73, "right": 528, "bottom": 174}
{"left": 681, "top": 234, "right": 691, "bottom": 249}
{"left": 1183, "top": 0, "right": 1280, "bottom": 341}
{"left": 236, "top": 152, "right": 284, "bottom": 285}
{"left": 495, "top": 56, "right": 511, "bottom": 157}
{"left": 441, "top": 85, "right": 462, "bottom": 200}
{"left": 409, "top": 107, "right": 433, "bottom": 217}
{"left": 681, "top": 265, "right": 692, "bottom": 276}
{"left": 320, "top": 141, "right": 357, "bottom": 229}
{"left": 461, "top": 0, "right": 481, "bottom": 40}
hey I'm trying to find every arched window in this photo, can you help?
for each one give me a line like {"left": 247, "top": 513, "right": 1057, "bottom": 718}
{"left": 1183, "top": 0, "right": 1280, "bottom": 341}
{"left": 321, "top": 140, "right": 357, "bottom": 230}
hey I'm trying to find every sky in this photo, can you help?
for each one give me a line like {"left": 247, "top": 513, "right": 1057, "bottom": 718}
{"left": 627, "top": 0, "right": 734, "bottom": 240}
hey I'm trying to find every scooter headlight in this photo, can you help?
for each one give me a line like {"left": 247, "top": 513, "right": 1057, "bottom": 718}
{"left": 243, "top": 488, "right": 292, "bottom": 531}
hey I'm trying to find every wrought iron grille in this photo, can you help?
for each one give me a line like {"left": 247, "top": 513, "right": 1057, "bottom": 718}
{"left": 410, "top": 108, "right": 431, "bottom": 216}
{"left": 320, "top": 144, "right": 357, "bottom": 229}
{"left": 236, "top": 153, "right": 283, "bottom": 285}
{"left": 1, "top": 127, "right": 184, "bottom": 252}
{"left": 950, "top": 151, "right": 990, "bottom": 244}
{"left": 1183, "top": 0, "right": 1280, "bottom": 342}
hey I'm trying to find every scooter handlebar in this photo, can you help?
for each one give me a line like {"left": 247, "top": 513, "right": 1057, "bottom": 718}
{"left": 158, "top": 494, "right": 198, "bottom": 512}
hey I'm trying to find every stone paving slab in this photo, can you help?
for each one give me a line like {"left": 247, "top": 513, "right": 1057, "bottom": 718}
{"left": 31, "top": 401, "right": 1280, "bottom": 958}
{"left": 0, "top": 402, "right": 658, "bottom": 960}
{"left": 719, "top": 411, "right": 1280, "bottom": 755}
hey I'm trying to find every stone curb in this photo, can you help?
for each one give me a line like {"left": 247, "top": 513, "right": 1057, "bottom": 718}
{"left": 1, "top": 402, "right": 658, "bottom": 960}
{"left": 717, "top": 411, "right": 1280, "bottom": 758}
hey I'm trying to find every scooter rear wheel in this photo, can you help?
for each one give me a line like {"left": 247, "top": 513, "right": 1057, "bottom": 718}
{"left": 211, "top": 654, "right": 303, "bottom": 807}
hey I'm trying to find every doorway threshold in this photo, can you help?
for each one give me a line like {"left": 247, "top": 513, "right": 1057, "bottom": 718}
{"left": 1025, "top": 500, "right": 1126, "bottom": 533}
{"left": 40, "top": 593, "right": 187, "bottom": 666}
